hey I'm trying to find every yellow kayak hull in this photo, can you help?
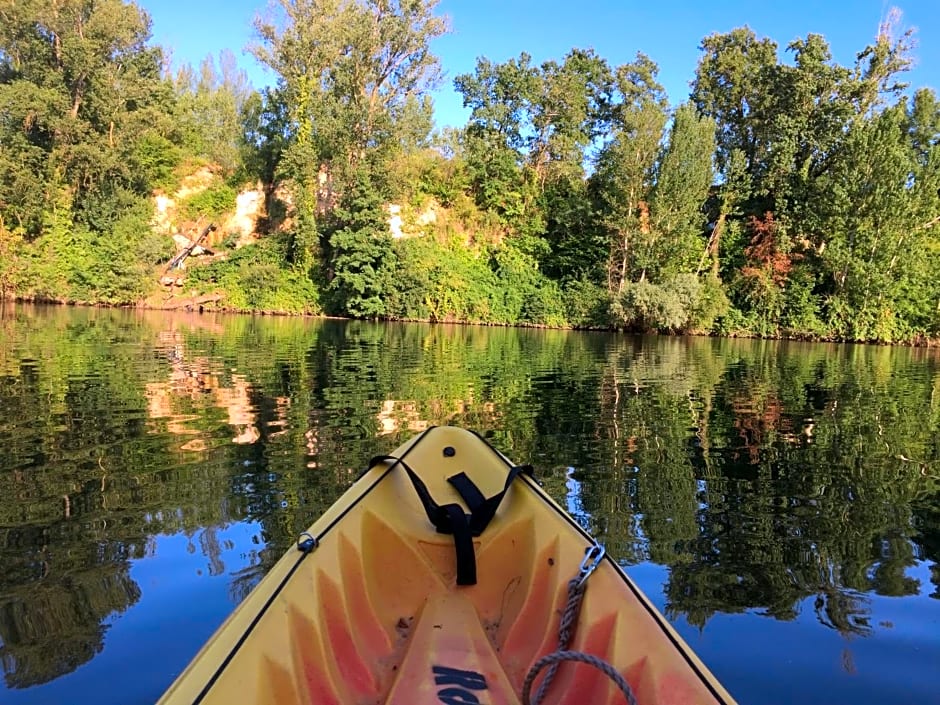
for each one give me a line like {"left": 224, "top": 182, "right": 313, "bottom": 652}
{"left": 160, "top": 426, "right": 735, "bottom": 704}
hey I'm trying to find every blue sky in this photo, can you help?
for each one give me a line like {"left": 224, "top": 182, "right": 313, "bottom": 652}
{"left": 145, "top": 0, "right": 940, "bottom": 128}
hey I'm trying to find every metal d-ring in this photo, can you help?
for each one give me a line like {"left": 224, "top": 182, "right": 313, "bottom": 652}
{"left": 296, "top": 532, "right": 318, "bottom": 553}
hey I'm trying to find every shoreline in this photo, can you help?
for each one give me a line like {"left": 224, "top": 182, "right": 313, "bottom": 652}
{"left": 4, "top": 293, "right": 938, "bottom": 348}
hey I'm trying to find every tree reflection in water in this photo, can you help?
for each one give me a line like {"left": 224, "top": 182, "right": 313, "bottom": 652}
{"left": 0, "top": 305, "right": 937, "bottom": 701}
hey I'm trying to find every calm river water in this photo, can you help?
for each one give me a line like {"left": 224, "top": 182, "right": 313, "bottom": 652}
{"left": 0, "top": 304, "right": 938, "bottom": 704}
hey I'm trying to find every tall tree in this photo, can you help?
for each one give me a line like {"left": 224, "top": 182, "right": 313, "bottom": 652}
{"left": 691, "top": 27, "right": 777, "bottom": 182}
{"left": 327, "top": 171, "right": 395, "bottom": 317}
{"left": 648, "top": 103, "right": 716, "bottom": 280}
{"left": 0, "top": 0, "right": 173, "bottom": 235}
{"left": 455, "top": 49, "right": 614, "bottom": 245}
{"left": 813, "top": 95, "right": 940, "bottom": 340}
{"left": 252, "top": 0, "right": 447, "bottom": 179}
{"left": 174, "top": 50, "right": 254, "bottom": 172}
{"left": 251, "top": 0, "right": 448, "bottom": 269}
{"left": 455, "top": 53, "right": 539, "bottom": 229}
{"left": 692, "top": 21, "right": 914, "bottom": 213}
{"left": 527, "top": 48, "right": 612, "bottom": 181}
{"left": 589, "top": 53, "right": 668, "bottom": 293}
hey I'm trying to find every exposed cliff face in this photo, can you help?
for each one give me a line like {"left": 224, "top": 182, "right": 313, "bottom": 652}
{"left": 222, "top": 190, "right": 264, "bottom": 248}
{"left": 152, "top": 168, "right": 265, "bottom": 250}
{"left": 386, "top": 200, "right": 440, "bottom": 239}
{"left": 152, "top": 167, "right": 217, "bottom": 236}
{"left": 154, "top": 169, "right": 459, "bottom": 256}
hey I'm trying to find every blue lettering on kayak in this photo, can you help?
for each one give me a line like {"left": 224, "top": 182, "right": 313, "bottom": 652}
{"left": 432, "top": 665, "right": 488, "bottom": 704}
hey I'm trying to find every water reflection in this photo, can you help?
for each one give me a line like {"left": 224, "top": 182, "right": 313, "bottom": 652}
{"left": 0, "top": 305, "right": 938, "bottom": 704}
{"left": 146, "top": 324, "right": 264, "bottom": 447}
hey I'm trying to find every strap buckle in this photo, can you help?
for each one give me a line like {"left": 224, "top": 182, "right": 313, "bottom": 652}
{"left": 576, "top": 542, "right": 605, "bottom": 588}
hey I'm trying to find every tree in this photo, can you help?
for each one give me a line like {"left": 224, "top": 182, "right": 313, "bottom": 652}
{"left": 327, "top": 172, "right": 395, "bottom": 318}
{"left": 455, "top": 49, "right": 614, "bottom": 247}
{"left": 589, "top": 54, "right": 668, "bottom": 293}
{"left": 252, "top": 0, "right": 448, "bottom": 181}
{"left": 251, "top": 0, "right": 448, "bottom": 271}
{"left": 0, "top": 0, "right": 175, "bottom": 235}
{"left": 648, "top": 103, "right": 716, "bottom": 280}
{"left": 527, "top": 48, "right": 612, "bottom": 181}
{"left": 812, "top": 96, "right": 940, "bottom": 340}
{"left": 174, "top": 50, "right": 254, "bottom": 172}
{"left": 691, "top": 27, "right": 778, "bottom": 182}
{"left": 455, "top": 53, "right": 539, "bottom": 229}
{"left": 691, "top": 24, "right": 912, "bottom": 215}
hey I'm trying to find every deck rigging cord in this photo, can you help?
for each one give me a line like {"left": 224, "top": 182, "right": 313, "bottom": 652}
{"left": 521, "top": 543, "right": 639, "bottom": 705}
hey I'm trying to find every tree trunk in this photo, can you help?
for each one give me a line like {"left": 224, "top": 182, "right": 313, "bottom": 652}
{"left": 697, "top": 212, "right": 724, "bottom": 276}
{"left": 69, "top": 78, "right": 84, "bottom": 119}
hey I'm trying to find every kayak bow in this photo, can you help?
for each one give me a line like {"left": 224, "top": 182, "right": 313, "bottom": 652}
{"left": 160, "top": 426, "right": 735, "bottom": 705}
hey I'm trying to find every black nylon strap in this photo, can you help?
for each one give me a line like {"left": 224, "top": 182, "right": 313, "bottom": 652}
{"left": 368, "top": 454, "right": 462, "bottom": 535}
{"left": 451, "top": 464, "right": 533, "bottom": 535}
{"left": 442, "top": 503, "right": 476, "bottom": 585}
{"left": 447, "top": 472, "right": 486, "bottom": 515}
{"left": 365, "top": 455, "right": 532, "bottom": 585}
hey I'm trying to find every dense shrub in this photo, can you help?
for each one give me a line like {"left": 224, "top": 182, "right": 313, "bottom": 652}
{"left": 490, "top": 244, "right": 566, "bottom": 326}
{"left": 185, "top": 236, "right": 320, "bottom": 313}
{"left": 617, "top": 274, "right": 723, "bottom": 333}
{"left": 563, "top": 278, "right": 614, "bottom": 328}
{"left": 22, "top": 193, "right": 169, "bottom": 304}
{"left": 179, "top": 182, "right": 238, "bottom": 221}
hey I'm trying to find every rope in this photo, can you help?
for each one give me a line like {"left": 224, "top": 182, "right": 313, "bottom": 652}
{"left": 520, "top": 551, "right": 639, "bottom": 705}
{"left": 522, "top": 651, "right": 638, "bottom": 705}
{"left": 526, "top": 578, "right": 584, "bottom": 703}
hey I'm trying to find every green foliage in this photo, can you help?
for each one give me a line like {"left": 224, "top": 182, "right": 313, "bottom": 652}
{"left": 649, "top": 103, "right": 716, "bottom": 278}
{"left": 562, "top": 278, "right": 615, "bottom": 328}
{"left": 695, "top": 274, "right": 732, "bottom": 331}
{"left": 240, "top": 88, "right": 290, "bottom": 187}
{"left": 179, "top": 182, "right": 238, "bottom": 221}
{"left": 252, "top": 0, "right": 448, "bottom": 197}
{"left": 386, "top": 235, "right": 499, "bottom": 322}
{"left": 614, "top": 274, "right": 730, "bottom": 333}
{"left": 688, "top": 21, "right": 936, "bottom": 342}
{"left": 463, "top": 131, "right": 530, "bottom": 225}
{"left": 812, "top": 97, "right": 940, "bottom": 341}
{"left": 618, "top": 278, "right": 695, "bottom": 332}
{"left": 589, "top": 54, "right": 670, "bottom": 291}
{"left": 20, "top": 189, "right": 169, "bottom": 304}
{"left": 0, "top": 224, "right": 26, "bottom": 298}
{"left": 325, "top": 173, "right": 395, "bottom": 318}
{"left": 382, "top": 237, "right": 434, "bottom": 320}
{"left": 384, "top": 235, "right": 566, "bottom": 326}
{"left": 174, "top": 51, "right": 253, "bottom": 172}
{"left": 455, "top": 49, "right": 615, "bottom": 244}
{"left": 0, "top": 0, "right": 178, "bottom": 239}
{"left": 88, "top": 206, "right": 172, "bottom": 303}
{"left": 541, "top": 174, "right": 607, "bottom": 283}
{"left": 490, "top": 244, "right": 567, "bottom": 326}
{"left": 185, "top": 236, "right": 320, "bottom": 314}
{"left": 132, "top": 133, "right": 183, "bottom": 192}
{"left": 387, "top": 143, "right": 470, "bottom": 209}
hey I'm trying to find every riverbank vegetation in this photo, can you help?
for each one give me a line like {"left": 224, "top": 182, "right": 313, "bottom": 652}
{"left": 1, "top": 0, "right": 939, "bottom": 342}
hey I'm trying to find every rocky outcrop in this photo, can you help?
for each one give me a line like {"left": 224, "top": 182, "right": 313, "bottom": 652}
{"left": 386, "top": 200, "right": 440, "bottom": 239}
{"left": 221, "top": 188, "right": 264, "bottom": 248}
{"left": 152, "top": 168, "right": 265, "bottom": 250}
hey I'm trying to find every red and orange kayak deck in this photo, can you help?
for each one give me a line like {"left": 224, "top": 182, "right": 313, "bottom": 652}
{"left": 159, "top": 426, "right": 735, "bottom": 705}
